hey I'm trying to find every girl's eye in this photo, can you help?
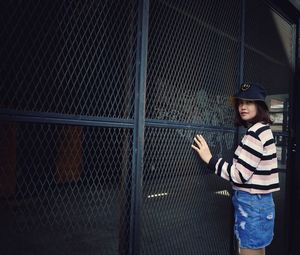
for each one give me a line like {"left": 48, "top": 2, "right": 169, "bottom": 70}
{"left": 240, "top": 101, "right": 253, "bottom": 106}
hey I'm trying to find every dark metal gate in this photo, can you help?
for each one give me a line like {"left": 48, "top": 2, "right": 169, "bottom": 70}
{"left": 0, "top": 1, "right": 296, "bottom": 255}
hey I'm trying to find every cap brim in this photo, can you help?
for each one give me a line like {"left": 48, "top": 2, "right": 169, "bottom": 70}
{"left": 229, "top": 96, "right": 269, "bottom": 110}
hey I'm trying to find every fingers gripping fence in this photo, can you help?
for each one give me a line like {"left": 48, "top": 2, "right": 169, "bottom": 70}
{"left": 0, "top": 0, "right": 294, "bottom": 255}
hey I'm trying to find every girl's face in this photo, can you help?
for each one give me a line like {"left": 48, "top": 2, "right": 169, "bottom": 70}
{"left": 238, "top": 100, "right": 257, "bottom": 122}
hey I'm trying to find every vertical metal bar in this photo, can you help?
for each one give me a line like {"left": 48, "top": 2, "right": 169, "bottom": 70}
{"left": 236, "top": 0, "right": 246, "bottom": 141}
{"left": 232, "top": 1, "right": 246, "bottom": 254}
{"left": 286, "top": 22, "right": 298, "bottom": 255}
{"left": 129, "top": 0, "right": 149, "bottom": 254}
{"left": 239, "top": 0, "right": 246, "bottom": 86}
{"left": 236, "top": 0, "right": 246, "bottom": 144}
{"left": 291, "top": 20, "right": 300, "bottom": 255}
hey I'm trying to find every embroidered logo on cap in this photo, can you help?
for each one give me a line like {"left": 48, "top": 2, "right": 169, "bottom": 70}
{"left": 241, "top": 83, "right": 251, "bottom": 91}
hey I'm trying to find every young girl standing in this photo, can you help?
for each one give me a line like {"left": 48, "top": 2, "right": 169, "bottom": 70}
{"left": 192, "top": 82, "right": 279, "bottom": 255}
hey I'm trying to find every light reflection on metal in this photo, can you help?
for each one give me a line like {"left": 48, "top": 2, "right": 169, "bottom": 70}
{"left": 147, "top": 193, "right": 168, "bottom": 198}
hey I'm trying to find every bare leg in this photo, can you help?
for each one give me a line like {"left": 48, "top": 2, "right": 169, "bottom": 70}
{"left": 239, "top": 248, "right": 265, "bottom": 255}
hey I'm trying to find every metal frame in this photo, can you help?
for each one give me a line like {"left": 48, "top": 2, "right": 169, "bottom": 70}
{"left": 286, "top": 18, "right": 300, "bottom": 255}
{"left": 130, "top": 0, "right": 149, "bottom": 254}
{"left": 0, "top": 109, "right": 134, "bottom": 128}
{"left": 266, "top": 2, "right": 299, "bottom": 255}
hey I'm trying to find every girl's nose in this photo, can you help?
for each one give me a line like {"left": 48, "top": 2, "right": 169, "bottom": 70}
{"left": 239, "top": 103, "right": 247, "bottom": 111}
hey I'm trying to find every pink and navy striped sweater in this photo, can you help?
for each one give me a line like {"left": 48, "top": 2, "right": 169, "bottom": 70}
{"left": 208, "top": 122, "right": 280, "bottom": 194}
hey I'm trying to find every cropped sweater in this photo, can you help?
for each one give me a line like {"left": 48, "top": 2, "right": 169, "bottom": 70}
{"left": 208, "top": 122, "right": 280, "bottom": 194}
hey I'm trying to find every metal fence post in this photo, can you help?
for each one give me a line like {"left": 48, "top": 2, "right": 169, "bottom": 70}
{"left": 232, "top": 1, "right": 246, "bottom": 254}
{"left": 129, "top": 0, "right": 149, "bottom": 254}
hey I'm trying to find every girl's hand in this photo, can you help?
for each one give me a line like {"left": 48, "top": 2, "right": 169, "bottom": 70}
{"left": 191, "top": 134, "right": 212, "bottom": 164}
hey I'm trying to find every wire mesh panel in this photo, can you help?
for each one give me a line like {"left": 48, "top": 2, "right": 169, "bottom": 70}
{"left": 0, "top": 0, "right": 137, "bottom": 118}
{"left": 142, "top": 1, "right": 242, "bottom": 254}
{"left": 0, "top": 122, "right": 133, "bottom": 255}
{"left": 142, "top": 128, "right": 234, "bottom": 255}
{"left": 145, "top": 0, "right": 240, "bottom": 127}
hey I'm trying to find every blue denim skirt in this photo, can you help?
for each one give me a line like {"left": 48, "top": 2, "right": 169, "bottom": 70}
{"left": 232, "top": 190, "right": 275, "bottom": 249}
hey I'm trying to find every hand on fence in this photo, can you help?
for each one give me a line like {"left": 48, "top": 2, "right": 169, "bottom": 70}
{"left": 191, "top": 134, "right": 213, "bottom": 164}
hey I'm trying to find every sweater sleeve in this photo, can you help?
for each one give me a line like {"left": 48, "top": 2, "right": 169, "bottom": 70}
{"left": 208, "top": 131, "right": 264, "bottom": 184}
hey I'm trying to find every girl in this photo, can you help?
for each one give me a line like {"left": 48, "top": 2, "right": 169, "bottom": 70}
{"left": 192, "top": 82, "right": 279, "bottom": 255}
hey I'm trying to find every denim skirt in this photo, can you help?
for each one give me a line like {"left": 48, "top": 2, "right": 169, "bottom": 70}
{"left": 232, "top": 190, "right": 275, "bottom": 249}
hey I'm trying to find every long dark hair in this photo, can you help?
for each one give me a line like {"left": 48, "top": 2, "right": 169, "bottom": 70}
{"left": 234, "top": 100, "right": 273, "bottom": 127}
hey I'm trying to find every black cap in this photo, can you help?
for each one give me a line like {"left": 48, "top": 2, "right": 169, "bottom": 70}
{"left": 233, "top": 82, "right": 266, "bottom": 101}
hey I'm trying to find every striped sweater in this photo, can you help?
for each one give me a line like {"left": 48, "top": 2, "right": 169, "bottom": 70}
{"left": 208, "top": 122, "right": 280, "bottom": 194}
